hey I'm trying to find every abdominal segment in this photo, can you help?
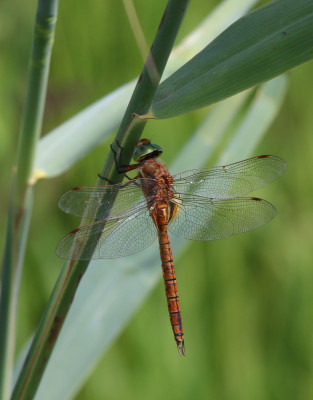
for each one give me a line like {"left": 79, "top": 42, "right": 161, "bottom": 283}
{"left": 158, "top": 229, "right": 185, "bottom": 355}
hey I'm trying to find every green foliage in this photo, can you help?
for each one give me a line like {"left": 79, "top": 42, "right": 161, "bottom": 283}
{"left": 151, "top": 0, "right": 313, "bottom": 118}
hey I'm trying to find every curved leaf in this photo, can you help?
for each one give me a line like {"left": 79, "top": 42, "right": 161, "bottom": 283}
{"left": 151, "top": 0, "right": 313, "bottom": 118}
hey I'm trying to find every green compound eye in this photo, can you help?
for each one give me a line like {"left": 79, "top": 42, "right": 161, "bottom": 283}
{"left": 133, "top": 141, "right": 163, "bottom": 162}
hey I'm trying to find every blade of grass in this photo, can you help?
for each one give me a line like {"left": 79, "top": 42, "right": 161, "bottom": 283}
{"left": 0, "top": 195, "right": 14, "bottom": 400}
{"left": 11, "top": 2, "right": 190, "bottom": 399}
{"left": 168, "top": 0, "right": 258, "bottom": 71}
{"left": 0, "top": 2, "right": 58, "bottom": 399}
{"left": 150, "top": 0, "right": 313, "bottom": 118}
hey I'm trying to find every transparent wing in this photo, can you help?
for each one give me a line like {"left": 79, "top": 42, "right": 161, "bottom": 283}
{"left": 168, "top": 196, "right": 276, "bottom": 240}
{"left": 56, "top": 210, "right": 157, "bottom": 260}
{"left": 58, "top": 178, "right": 157, "bottom": 219}
{"left": 172, "top": 155, "right": 287, "bottom": 199}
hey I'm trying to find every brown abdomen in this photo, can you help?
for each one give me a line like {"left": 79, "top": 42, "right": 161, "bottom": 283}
{"left": 154, "top": 203, "right": 185, "bottom": 355}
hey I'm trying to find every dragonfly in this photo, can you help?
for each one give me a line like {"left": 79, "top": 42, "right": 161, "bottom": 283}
{"left": 57, "top": 139, "right": 287, "bottom": 355}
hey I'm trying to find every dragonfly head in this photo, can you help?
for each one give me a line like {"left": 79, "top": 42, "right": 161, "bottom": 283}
{"left": 133, "top": 139, "right": 163, "bottom": 162}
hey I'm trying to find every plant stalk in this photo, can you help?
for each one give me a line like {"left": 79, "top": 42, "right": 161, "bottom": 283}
{"left": 0, "top": 1, "right": 58, "bottom": 399}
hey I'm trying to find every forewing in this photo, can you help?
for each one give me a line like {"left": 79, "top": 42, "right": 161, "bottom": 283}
{"left": 56, "top": 211, "right": 157, "bottom": 260}
{"left": 172, "top": 155, "right": 287, "bottom": 199}
{"left": 168, "top": 197, "right": 276, "bottom": 240}
{"left": 58, "top": 178, "right": 156, "bottom": 219}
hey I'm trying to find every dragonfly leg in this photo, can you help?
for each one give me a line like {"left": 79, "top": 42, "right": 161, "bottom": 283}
{"left": 96, "top": 142, "right": 131, "bottom": 184}
{"left": 97, "top": 173, "right": 137, "bottom": 191}
{"left": 110, "top": 141, "right": 134, "bottom": 181}
{"left": 97, "top": 173, "right": 114, "bottom": 184}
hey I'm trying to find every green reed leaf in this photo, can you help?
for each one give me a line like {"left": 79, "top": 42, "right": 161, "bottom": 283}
{"left": 151, "top": 0, "right": 313, "bottom": 118}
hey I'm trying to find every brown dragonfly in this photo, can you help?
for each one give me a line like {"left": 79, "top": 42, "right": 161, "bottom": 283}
{"left": 57, "top": 139, "right": 287, "bottom": 355}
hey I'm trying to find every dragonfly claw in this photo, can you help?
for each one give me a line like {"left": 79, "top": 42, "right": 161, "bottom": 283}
{"left": 177, "top": 340, "right": 185, "bottom": 356}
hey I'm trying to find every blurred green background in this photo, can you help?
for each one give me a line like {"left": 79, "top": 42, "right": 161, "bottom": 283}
{"left": 1, "top": 0, "right": 313, "bottom": 399}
